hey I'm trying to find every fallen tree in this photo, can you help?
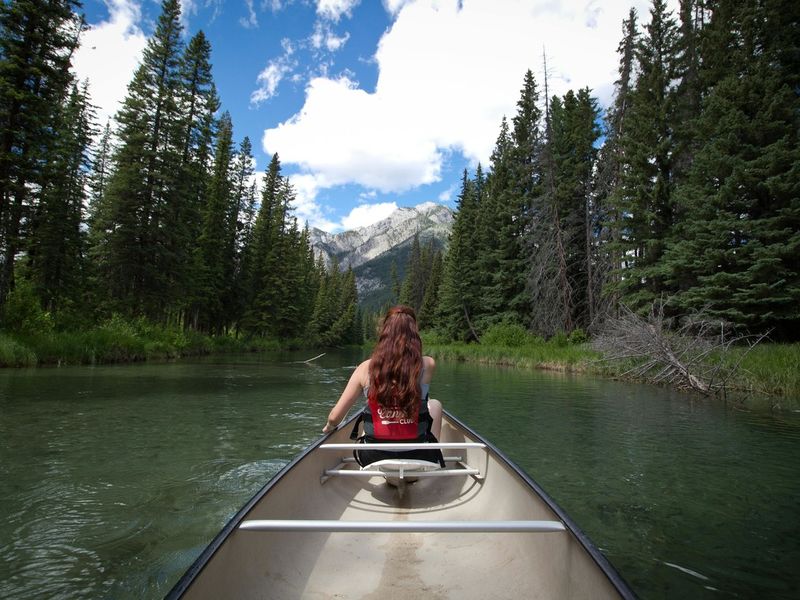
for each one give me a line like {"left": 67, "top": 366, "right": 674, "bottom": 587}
{"left": 592, "top": 301, "right": 769, "bottom": 396}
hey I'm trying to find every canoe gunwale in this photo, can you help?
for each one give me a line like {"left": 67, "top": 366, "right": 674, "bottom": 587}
{"left": 165, "top": 409, "right": 638, "bottom": 600}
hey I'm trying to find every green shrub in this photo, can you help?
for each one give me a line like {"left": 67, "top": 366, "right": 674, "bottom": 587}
{"left": 420, "top": 330, "right": 451, "bottom": 346}
{"left": 1, "top": 279, "right": 53, "bottom": 335}
{"left": 548, "top": 331, "right": 569, "bottom": 347}
{"left": 568, "top": 328, "right": 588, "bottom": 345}
{"left": 481, "top": 323, "right": 531, "bottom": 347}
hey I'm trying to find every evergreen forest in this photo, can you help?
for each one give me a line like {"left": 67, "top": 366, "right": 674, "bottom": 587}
{"left": 0, "top": 0, "right": 798, "bottom": 357}
{"left": 417, "top": 0, "right": 800, "bottom": 343}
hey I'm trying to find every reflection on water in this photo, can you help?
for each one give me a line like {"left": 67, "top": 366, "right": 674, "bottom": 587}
{"left": 1, "top": 351, "right": 799, "bottom": 599}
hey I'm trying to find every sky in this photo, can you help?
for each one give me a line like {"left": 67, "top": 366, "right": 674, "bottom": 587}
{"left": 72, "top": 0, "right": 672, "bottom": 233}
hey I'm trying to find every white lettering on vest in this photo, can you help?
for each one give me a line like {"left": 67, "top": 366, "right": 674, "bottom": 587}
{"left": 376, "top": 406, "right": 414, "bottom": 425}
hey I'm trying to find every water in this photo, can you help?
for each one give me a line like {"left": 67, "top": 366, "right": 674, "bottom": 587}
{"left": 1, "top": 351, "right": 798, "bottom": 599}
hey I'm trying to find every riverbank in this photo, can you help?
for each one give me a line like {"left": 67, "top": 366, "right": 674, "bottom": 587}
{"left": 424, "top": 337, "right": 800, "bottom": 403}
{"left": 2, "top": 322, "right": 797, "bottom": 403}
{"left": 0, "top": 318, "right": 288, "bottom": 367}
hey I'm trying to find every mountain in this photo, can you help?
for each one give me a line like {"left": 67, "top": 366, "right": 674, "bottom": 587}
{"left": 310, "top": 202, "right": 454, "bottom": 310}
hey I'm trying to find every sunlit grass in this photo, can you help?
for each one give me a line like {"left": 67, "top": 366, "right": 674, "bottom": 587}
{"left": 729, "top": 343, "right": 800, "bottom": 398}
{"left": 0, "top": 319, "right": 285, "bottom": 367}
{"left": 423, "top": 335, "right": 800, "bottom": 400}
{"left": 3, "top": 320, "right": 797, "bottom": 401}
{"left": 425, "top": 340, "right": 599, "bottom": 371}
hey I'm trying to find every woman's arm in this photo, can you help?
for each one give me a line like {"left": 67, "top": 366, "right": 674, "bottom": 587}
{"left": 323, "top": 360, "right": 368, "bottom": 433}
{"left": 421, "top": 356, "right": 436, "bottom": 384}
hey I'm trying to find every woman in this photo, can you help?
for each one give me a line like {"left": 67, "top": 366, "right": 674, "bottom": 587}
{"left": 323, "top": 305, "right": 444, "bottom": 466}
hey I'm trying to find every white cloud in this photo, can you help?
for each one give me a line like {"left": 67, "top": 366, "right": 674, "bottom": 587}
{"left": 341, "top": 202, "right": 398, "bottom": 230}
{"left": 288, "top": 173, "right": 339, "bottom": 230}
{"left": 250, "top": 42, "right": 297, "bottom": 105}
{"left": 310, "top": 22, "right": 350, "bottom": 52}
{"left": 264, "top": 75, "right": 442, "bottom": 191}
{"left": 381, "top": 0, "right": 411, "bottom": 17}
{"left": 288, "top": 175, "right": 398, "bottom": 232}
{"left": 263, "top": 0, "right": 675, "bottom": 215}
{"left": 316, "top": 0, "right": 360, "bottom": 21}
{"left": 72, "top": 0, "right": 148, "bottom": 126}
{"left": 241, "top": 0, "right": 258, "bottom": 28}
{"left": 438, "top": 184, "right": 457, "bottom": 203}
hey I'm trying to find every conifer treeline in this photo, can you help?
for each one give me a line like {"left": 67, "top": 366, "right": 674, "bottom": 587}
{"left": 2, "top": 0, "right": 798, "bottom": 345}
{"left": 407, "top": 0, "right": 799, "bottom": 342}
{"left": 0, "top": 0, "right": 358, "bottom": 344}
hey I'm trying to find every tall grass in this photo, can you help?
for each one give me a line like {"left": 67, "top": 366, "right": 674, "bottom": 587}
{"left": 730, "top": 344, "right": 800, "bottom": 398}
{"left": 423, "top": 323, "right": 598, "bottom": 372}
{"left": 0, "top": 317, "right": 286, "bottom": 367}
{"left": 422, "top": 324, "right": 800, "bottom": 400}
{"left": 425, "top": 341, "right": 598, "bottom": 371}
{"left": 4, "top": 317, "right": 797, "bottom": 400}
{"left": 0, "top": 334, "right": 37, "bottom": 367}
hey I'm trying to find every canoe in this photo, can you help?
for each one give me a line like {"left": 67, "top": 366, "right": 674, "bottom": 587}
{"left": 166, "top": 410, "right": 636, "bottom": 599}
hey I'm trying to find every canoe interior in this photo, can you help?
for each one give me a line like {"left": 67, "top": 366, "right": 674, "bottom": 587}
{"left": 173, "top": 413, "right": 632, "bottom": 599}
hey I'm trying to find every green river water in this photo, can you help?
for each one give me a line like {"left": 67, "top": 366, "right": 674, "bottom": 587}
{"left": 1, "top": 350, "right": 798, "bottom": 599}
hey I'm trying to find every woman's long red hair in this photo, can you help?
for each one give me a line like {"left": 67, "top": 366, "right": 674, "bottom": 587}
{"left": 368, "top": 306, "right": 422, "bottom": 415}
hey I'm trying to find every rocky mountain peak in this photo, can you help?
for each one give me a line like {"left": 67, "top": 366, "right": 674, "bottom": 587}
{"left": 310, "top": 202, "right": 454, "bottom": 270}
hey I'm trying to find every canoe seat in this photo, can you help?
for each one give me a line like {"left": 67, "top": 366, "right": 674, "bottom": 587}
{"left": 365, "top": 458, "right": 442, "bottom": 485}
{"left": 239, "top": 519, "right": 566, "bottom": 533}
{"left": 319, "top": 443, "right": 485, "bottom": 487}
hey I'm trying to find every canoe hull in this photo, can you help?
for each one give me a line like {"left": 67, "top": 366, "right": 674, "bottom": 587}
{"left": 167, "top": 411, "right": 635, "bottom": 599}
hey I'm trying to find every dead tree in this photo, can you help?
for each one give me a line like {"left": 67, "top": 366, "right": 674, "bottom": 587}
{"left": 592, "top": 300, "right": 769, "bottom": 395}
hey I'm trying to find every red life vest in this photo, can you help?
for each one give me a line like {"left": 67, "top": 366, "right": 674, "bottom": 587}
{"left": 349, "top": 385, "right": 443, "bottom": 468}
{"left": 366, "top": 395, "right": 424, "bottom": 440}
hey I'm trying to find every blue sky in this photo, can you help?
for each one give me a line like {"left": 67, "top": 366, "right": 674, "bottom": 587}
{"left": 73, "top": 0, "right": 672, "bottom": 232}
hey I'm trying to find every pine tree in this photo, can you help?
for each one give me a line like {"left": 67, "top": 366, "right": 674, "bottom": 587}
{"left": 437, "top": 168, "right": 481, "bottom": 340}
{"left": 672, "top": 0, "right": 707, "bottom": 182}
{"left": 418, "top": 249, "right": 443, "bottom": 330}
{"left": 662, "top": 0, "right": 800, "bottom": 337}
{"left": 194, "top": 111, "right": 233, "bottom": 332}
{"left": 87, "top": 120, "right": 113, "bottom": 226}
{"left": 226, "top": 136, "right": 257, "bottom": 331}
{"left": 0, "top": 0, "right": 84, "bottom": 307}
{"left": 503, "top": 69, "right": 542, "bottom": 323}
{"left": 529, "top": 74, "right": 576, "bottom": 336}
{"left": 389, "top": 259, "right": 401, "bottom": 304}
{"left": 25, "top": 83, "right": 93, "bottom": 318}
{"left": 309, "top": 257, "right": 354, "bottom": 345}
{"left": 172, "top": 31, "right": 219, "bottom": 325}
{"left": 325, "top": 266, "right": 359, "bottom": 345}
{"left": 564, "top": 88, "right": 602, "bottom": 329}
{"left": 240, "top": 161, "right": 320, "bottom": 339}
{"left": 267, "top": 181, "right": 304, "bottom": 338}
{"left": 596, "top": 8, "right": 639, "bottom": 312}
{"left": 399, "top": 232, "right": 424, "bottom": 312}
{"left": 610, "top": 0, "right": 681, "bottom": 310}
{"left": 477, "top": 117, "right": 516, "bottom": 328}
{"left": 93, "top": 0, "right": 186, "bottom": 319}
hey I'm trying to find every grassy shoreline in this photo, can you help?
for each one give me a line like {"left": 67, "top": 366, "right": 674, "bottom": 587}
{"left": 2, "top": 325, "right": 797, "bottom": 405}
{"left": 424, "top": 339, "right": 800, "bottom": 404}
{"left": 0, "top": 320, "right": 289, "bottom": 368}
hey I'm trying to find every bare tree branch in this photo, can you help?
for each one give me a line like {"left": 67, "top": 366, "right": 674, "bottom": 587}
{"left": 592, "top": 300, "right": 769, "bottom": 396}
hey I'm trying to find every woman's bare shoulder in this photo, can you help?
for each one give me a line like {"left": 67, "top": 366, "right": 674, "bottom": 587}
{"left": 355, "top": 359, "right": 371, "bottom": 384}
{"left": 423, "top": 355, "right": 436, "bottom": 371}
